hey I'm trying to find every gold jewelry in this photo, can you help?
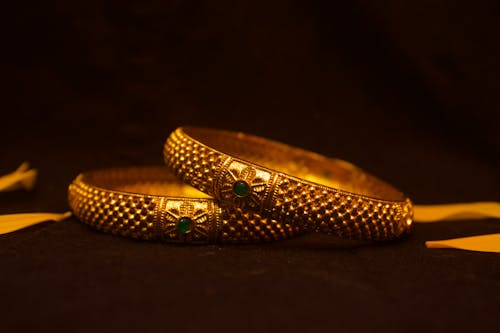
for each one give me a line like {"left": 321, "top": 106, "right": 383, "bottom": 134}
{"left": 68, "top": 166, "right": 302, "bottom": 243}
{"left": 164, "top": 127, "right": 414, "bottom": 241}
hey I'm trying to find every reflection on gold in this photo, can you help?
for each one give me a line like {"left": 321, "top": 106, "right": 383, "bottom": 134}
{"left": 116, "top": 182, "right": 211, "bottom": 198}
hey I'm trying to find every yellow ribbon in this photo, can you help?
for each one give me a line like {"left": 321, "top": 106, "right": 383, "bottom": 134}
{"left": 414, "top": 202, "right": 500, "bottom": 222}
{"left": 0, "top": 163, "right": 71, "bottom": 234}
{"left": 0, "top": 162, "right": 37, "bottom": 192}
{"left": 425, "top": 233, "right": 500, "bottom": 253}
{"left": 0, "top": 212, "right": 72, "bottom": 234}
{"left": 412, "top": 202, "right": 500, "bottom": 253}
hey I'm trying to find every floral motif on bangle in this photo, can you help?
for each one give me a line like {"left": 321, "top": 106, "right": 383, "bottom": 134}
{"left": 220, "top": 166, "right": 267, "bottom": 209}
{"left": 164, "top": 201, "right": 209, "bottom": 241}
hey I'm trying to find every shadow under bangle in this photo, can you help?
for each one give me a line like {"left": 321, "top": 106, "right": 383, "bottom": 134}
{"left": 164, "top": 127, "right": 414, "bottom": 241}
{"left": 68, "top": 166, "right": 302, "bottom": 244}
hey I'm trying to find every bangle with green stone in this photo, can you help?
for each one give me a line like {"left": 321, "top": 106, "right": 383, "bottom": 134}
{"left": 68, "top": 166, "right": 303, "bottom": 244}
{"left": 164, "top": 127, "right": 414, "bottom": 241}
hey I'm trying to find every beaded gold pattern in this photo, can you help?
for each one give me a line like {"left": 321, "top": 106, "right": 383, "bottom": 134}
{"left": 68, "top": 166, "right": 302, "bottom": 244}
{"left": 164, "top": 127, "right": 414, "bottom": 241}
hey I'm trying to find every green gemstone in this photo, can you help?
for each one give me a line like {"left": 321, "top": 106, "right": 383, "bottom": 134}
{"left": 233, "top": 180, "right": 250, "bottom": 197}
{"left": 177, "top": 217, "right": 193, "bottom": 233}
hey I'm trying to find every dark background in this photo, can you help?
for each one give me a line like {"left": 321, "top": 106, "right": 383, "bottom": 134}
{"left": 1, "top": 1, "right": 499, "bottom": 332}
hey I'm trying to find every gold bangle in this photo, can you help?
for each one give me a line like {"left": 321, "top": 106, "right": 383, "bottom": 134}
{"left": 164, "top": 127, "right": 414, "bottom": 241}
{"left": 68, "top": 166, "right": 302, "bottom": 243}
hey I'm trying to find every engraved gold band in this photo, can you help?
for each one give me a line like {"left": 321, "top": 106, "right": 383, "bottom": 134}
{"left": 68, "top": 166, "right": 302, "bottom": 243}
{"left": 164, "top": 127, "right": 414, "bottom": 241}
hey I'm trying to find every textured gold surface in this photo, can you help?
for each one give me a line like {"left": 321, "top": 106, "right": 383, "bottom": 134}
{"left": 164, "top": 127, "right": 414, "bottom": 241}
{"left": 68, "top": 166, "right": 302, "bottom": 243}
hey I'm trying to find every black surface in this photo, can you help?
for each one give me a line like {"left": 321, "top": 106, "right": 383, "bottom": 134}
{"left": 1, "top": 1, "right": 499, "bottom": 332}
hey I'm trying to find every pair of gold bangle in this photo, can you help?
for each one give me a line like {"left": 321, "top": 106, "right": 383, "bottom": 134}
{"left": 68, "top": 127, "right": 414, "bottom": 244}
